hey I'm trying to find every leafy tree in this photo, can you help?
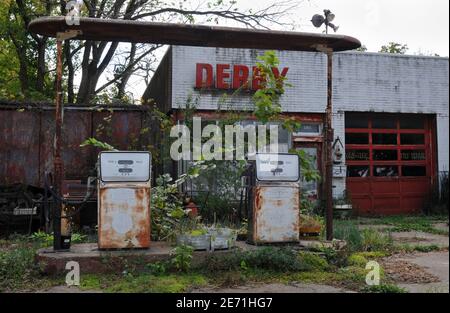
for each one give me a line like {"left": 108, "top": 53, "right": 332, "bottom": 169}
{"left": 379, "top": 42, "right": 408, "bottom": 54}
{"left": 0, "top": 0, "right": 299, "bottom": 103}
{"left": 0, "top": 0, "right": 57, "bottom": 100}
{"left": 355, "top": 45, "right": 367, "bottom": 52}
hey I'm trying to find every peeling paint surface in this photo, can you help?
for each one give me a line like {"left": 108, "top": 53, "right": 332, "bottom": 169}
{"left": 252, "top": 185, "right": 299, "bottom": 243}
{"left": 98, "top": 184, "right": 150, "bottom": 249}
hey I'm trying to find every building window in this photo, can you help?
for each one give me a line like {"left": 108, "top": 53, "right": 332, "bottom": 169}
{"left": 293, "top": 123, "right": 322, "bottom": 136}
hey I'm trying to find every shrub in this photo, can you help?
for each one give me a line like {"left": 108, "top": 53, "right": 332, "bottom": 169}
{"left": 201, "top": 250, "right": 244, "bottom": 272}
{"left": 298, "top": 252, "right": 329, "bottom": 271}
{"left": 202, "top": 247, "right": 310, "bottom": 273}
{"left": 347, "top": 253, "right": 369, "bottom": 267}
{"left": 170, "top": 244, "right": 194, "bottom": 272}
{"left": 412, "top": 245, "right": 441, "bottom": 253}
{"left": 334, "top": 221, "right": 393, "bottom": 252}
{"left": 29, "top": 231, "right": 87, "bottom": 247}
{"left": 242, "top": 247, "right": 309, "bottom": 272}
{"left": 0, "top": 247, "right": 37, "bottom": 291}
{"left": 360, "top": 229, "right": 393, "bottom": 252}
{"left": 146, "top": 262, "right": 168, "bottom": 275}
{"left": 334, "top": 220, "right": 363, "bottom": 251}
{"left": 363, "top": 284, "right": 407, "bottom": 293}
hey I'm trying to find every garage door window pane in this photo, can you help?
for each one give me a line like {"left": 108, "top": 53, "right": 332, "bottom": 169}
{"left": 400, "top": 116, "right": 425, "bottom": 129}
{"left": 347, "top": 166, "right": 369, "bottom": 177}
{"left": 401, "top": 150, "right": 426, "bottom": 161}
{"left": 372, "top": 116, "right": 396, "bottom": 129}
{"left": 373, "top": 150, "right": 398, "bottom": 161}
{"left": 372, "top": 133, "right": 397, "bottom": 145}
{"left": 346, "top": 115, "right": 369, "bottom": 128}
{"left": 401, "top": 134, "right": 424, "bottom": 145}
{"left": 346, "top": 150, "right": 370, "bottom": 161}
{"left": 374, "top": 166, "right": 398, "bottom": 177}
{"left": 346, "top": 133, "right": 369, "bottom": 144}
{"left": 402, "top": 166, "right": 426, "bottom": 177}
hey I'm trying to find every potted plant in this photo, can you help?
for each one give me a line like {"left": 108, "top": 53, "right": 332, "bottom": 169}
{"left": 209, "top": 225, "right": 237, "bottom": 251}
{"left": 299, "top": 214, "right": 323, "bottom": 238}
{"left": 176, "top": 218, "right": 211, "bottom": 251}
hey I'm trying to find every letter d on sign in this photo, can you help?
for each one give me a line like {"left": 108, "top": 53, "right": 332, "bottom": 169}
{"left": 65, "top": 261, "right": 80, "bottom": 286}
{"left": 365, "top": 261, "right": 380, "bottom": 286}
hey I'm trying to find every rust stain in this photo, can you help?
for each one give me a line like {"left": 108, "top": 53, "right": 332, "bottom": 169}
{"left": 252, "top": 186, "right": 300, "bottom": 243}
{"left": 98, "top": 186, "right": 151, "bottom": 249}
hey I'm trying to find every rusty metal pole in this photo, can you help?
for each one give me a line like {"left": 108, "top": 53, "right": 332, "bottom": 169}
{"left": 325, "top": 49, "right": 334, "bottom": 241}
{"left": 53, "top": 39, "right": 64, "bottom": 251}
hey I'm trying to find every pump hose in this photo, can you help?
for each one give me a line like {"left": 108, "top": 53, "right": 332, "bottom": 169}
{"left": 42, "top": 176, "right": 98, "bottom": 219}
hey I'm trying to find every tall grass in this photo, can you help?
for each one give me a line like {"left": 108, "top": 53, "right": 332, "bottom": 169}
{"left": 334, "top": 220, "right": 393, "bottom": 252}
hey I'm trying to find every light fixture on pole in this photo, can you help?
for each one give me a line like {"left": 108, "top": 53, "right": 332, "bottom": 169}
{"left": 311, "top": 9, "right": 339, "bottom": 34}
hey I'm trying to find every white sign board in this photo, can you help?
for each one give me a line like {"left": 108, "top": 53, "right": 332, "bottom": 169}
{"left": 333, "top": 165, "right": 347, "bottom": 178}
{"left": 256, "top": 154, "right": 299, "bottom": 182}
{"left": 99, "top": 152, "right": 151, "bottom": 182}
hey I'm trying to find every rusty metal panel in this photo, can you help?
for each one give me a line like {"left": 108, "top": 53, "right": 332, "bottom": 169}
{"left": 0, "top": 109, "right": 41, "bottom": 186}
{"left": 252, "top": 185, "right": 299, "bottom": 243}
{"left": 29, "top": 17, "right": 361, "bottom": 52}
{"left": 92, "top": 111, "right": 143, "bottom": 151}
{"left": 0, "top": 102, "right": 149, "bottom": 190}
{"left": 40, "top": 110, "right": 94, "bottom": 184}
{"left": 98, "top": 184, "right": 151, "bottom": 249}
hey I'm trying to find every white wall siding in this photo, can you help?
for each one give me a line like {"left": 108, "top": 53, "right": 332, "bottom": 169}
{"left": 333, "top": 52, "right": 449, "bottom": 115}
{"left": 171, "top": 46, "right": 327, "bottom": 112}
{"left": 437, "top": 114, "right": 449, "bottom": 174}
{"left": 333, "top": 52, "right": 449, "bottom": 181}
{"left": 166, "top": 46, "right": 449, "bottom": 198}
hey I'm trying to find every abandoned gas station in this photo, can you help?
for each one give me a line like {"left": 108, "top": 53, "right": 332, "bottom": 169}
{"left": 144, "top": 46, "right": 449, "bottom": 216}
{"left": 0, "top": 16, "right": 438, "bottom": 263}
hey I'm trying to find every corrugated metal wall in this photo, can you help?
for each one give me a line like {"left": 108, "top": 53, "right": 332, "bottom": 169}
{"left": 0, "top": 103, "right": 151, "bottom": 188}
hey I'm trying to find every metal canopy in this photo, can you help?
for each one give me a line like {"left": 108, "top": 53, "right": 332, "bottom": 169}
{"left": 28, "top": 17, "right": 360, "bottom": 52}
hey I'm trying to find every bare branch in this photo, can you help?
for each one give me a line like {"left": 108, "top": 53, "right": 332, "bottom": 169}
{"left": 95, "top": 45, "right": 161, "bottom": 94}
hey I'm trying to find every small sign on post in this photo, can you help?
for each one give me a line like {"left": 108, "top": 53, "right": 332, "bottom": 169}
{"left": 333, "top": 165, "right": 347, "bottom": 178}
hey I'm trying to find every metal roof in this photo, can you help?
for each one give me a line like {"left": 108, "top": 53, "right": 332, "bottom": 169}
{"left": 28, "top": 17, "right": 360, "bottom": 52}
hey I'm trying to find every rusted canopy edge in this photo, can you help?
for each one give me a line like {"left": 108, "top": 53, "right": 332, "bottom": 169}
{"left": 28, "top": 17, "right": 361, "bottom": 52}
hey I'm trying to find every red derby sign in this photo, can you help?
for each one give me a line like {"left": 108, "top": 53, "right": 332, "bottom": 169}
{"left": 195, "top": 63, "right": 289, "bottom": 90}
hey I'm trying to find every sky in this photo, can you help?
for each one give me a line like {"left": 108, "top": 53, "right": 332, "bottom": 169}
{"left": 258, "top": 0, "right": 449, "bottom": 56}
{"left": 111, "top": 0, "right": 450, "bottom": 100}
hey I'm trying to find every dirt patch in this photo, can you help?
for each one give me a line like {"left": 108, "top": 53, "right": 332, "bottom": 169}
{"left": 192, "top": 282, "right": 352, "bottom": 293}
{"left": 432, "top": 222, "right": 449, "bottom": 233}
{"left": 381, "top": 257, "right": 440, "bottom": 284}
{"left": 391, "top": 231, "right": 449, "bottom": 248}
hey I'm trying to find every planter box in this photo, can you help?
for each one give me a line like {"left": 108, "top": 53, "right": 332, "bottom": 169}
{"left": 210, "top": 228, "right": 237, "bottom": 251}
{"left": 176, "top": 228, "right": 237, "bottom": 251}
{"left": 334, "top": 204, "right": 353, "bottom": 219}
{"left": 176, "top": 234, "right": 211, "bottom": 251}
{"left": 299, "top": 226, "right": 321, "bottom": 238}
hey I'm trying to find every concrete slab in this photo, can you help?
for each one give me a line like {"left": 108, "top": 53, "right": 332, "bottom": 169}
{"left": 36, "top": 241, "right": 237, "bottom": 275}
{"left": 391, "top": 231, "right": 449, "bottom": 248}
{"left": 36, "top": 239, "right": 335, "bottom": 275}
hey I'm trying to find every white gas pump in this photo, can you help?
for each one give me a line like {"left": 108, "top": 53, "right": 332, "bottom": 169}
{"left": 97, "top": 151, "right": 151, "bottom": 249}
{"left": 248, "top": 153, "right": 300, "bottom": 244}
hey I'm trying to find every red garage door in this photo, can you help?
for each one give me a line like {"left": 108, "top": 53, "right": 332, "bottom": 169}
{"left": 345, "top": 113, "right": 436, "bottom": 215}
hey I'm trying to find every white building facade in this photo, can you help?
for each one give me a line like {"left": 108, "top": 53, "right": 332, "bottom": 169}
{"left": 145, "top": 46, "right": 449, "bottom": 215}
